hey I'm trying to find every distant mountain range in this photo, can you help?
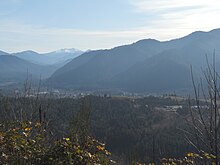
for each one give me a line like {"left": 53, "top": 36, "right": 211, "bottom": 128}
{"left": 0, "top": 49, "right": 84, "bottom": 86}
{"left": 13, "top": 48, "right": 83, "bottom": 65}
{"left": 48, "top": 29, "right": 220, "bottom": 93}
{"left": 1, "top": 29, "right": 220, "bottom": 93}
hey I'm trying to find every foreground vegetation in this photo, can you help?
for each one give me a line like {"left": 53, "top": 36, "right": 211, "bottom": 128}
{"left": 0, "top": 91, "right": 219, "bottom": 164}
{"left": 0, "top": 93, "right": 194, "bottom": 164}
{"left": 0, "top": 97, "right": 113, "bottom": 164}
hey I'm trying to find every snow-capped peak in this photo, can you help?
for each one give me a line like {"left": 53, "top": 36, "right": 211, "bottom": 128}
{"left": 55, "top": 48, "right": 82, "bottom": 54}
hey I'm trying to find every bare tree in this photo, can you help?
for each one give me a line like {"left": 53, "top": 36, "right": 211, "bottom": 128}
{"left": 185, "top": 53, "right": 220, "bottom": 164}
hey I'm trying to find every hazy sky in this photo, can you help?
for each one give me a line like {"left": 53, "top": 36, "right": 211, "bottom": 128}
{"left": 0, "top": 0, "right": 220, "bottom": 53}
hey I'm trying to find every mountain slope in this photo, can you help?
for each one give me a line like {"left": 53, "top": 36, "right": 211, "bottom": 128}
{"left": 0, "top": 51, "right": 9, "bottom": 56}
{"left": 109, "top": 29, "right": 220, "bottom": 92}
{"left": 48, "top": 40, "right": 170, "bottom": 88}
{"left": 43, "top": 28, "right": 220, "bottom": 92}
{"left": 110, "top": 51, "right": 192, "bottom": 92}
{"left": 0, "top": 55, "right": 56, "bottom": 84}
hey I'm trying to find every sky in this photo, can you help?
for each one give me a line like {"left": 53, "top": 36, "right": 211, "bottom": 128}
{"left": 0, "top": 0, "right": 220, "bottom": 53}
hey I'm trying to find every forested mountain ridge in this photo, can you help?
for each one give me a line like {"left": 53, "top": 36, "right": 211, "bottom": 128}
{"left": 48, "top": 28, "right": 220, "bottom": 93}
